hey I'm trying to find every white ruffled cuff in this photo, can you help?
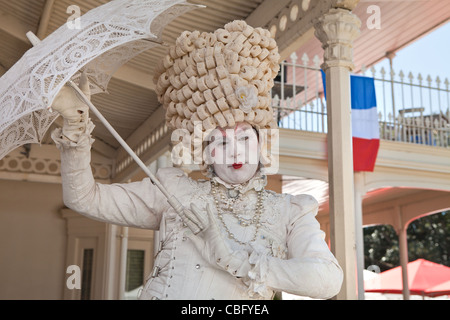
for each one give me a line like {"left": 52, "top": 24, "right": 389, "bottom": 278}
{"left": 51, "top": 119, "right": 95, "bottom": 150}
{"left": 245, "top": 244, "right": 273, "bottom": 299}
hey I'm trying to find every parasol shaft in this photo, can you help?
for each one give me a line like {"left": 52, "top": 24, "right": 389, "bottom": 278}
{"left": 67, "top": 80, "right": 170, "bottom": 192}
{"left": 68, "top": 81, "right": 169, "bottom": 194}
{"left": 26, "top": 31, "right": 198, "bottom": 233}
{"left": 27, "top": 31, "right": 173, "bottom": 196}
{"left": 67, "top": 80, "right": 188, "bottom": 218}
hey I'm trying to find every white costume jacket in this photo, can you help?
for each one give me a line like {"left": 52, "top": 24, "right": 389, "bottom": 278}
{"left": 53, "top": 123, "right": 343, "bottom": 300}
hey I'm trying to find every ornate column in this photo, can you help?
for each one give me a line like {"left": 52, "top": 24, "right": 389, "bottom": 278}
{"left": 314, "top": 6, "right": 361, "bottom": 300}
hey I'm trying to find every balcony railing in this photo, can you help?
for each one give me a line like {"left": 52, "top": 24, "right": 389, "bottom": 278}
{"left": 272, "top": 53, "right": 450, "bottom": 148}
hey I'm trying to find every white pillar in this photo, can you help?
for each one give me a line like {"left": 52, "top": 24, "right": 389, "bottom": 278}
{"left": 354, "top": 172, "right": 366, "bottom": 299}
{"left": 118, "top": 226, "right": 129, "bottom": 300}
{"left": 395, "top": 206, "right": 410, "bottom": 300}
{"left": 104, "top": 224, "right": 118, "bottom": 299}
{"left": 398, "top": 227, "right": 410, "bottom": 300}
{"left": 314, "top": 7, "right": 361, "bottom": 300}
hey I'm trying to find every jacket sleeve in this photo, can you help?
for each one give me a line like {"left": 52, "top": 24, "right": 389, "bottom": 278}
{"left": 52, "top": 121, "right": 175, "bottom": 229}
{"left": 247, "top": 194, "right": 343, "bottom": 299}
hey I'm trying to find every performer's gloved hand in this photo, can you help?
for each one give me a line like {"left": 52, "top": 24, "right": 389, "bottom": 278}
{"left": 51, "top": 73, "right": 90, "bottom": 142}
{"left": 187, "top": 203, "right": 252, "bottom": 278}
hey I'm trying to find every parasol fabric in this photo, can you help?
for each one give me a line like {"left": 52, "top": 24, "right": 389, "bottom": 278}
{"left": 0, "top": 0, "right": 199, "bottom": 160}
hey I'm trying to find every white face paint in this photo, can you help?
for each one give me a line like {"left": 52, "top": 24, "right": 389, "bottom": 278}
{"left": 207, "top": 122, "right": 260, "bottom": 184}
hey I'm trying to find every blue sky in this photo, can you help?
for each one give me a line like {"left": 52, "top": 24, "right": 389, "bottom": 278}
{"left": 368, "top": 21, "right": 450, "bottom": 120}
{"left": 374, "top": 21, "right": 450, "bottom": 82}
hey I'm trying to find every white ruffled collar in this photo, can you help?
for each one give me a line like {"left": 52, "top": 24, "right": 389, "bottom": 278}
{"left": 210, "top": 170, "right": 267, "bottom": 194}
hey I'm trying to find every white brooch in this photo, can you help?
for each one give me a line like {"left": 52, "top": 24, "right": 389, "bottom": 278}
{"left": 235, "top": 86, "right": 258, "bottom": 113}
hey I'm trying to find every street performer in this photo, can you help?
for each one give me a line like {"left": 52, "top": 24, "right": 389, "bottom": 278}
{"left": 50, "top": 20, "right": 343, "bottom": 300}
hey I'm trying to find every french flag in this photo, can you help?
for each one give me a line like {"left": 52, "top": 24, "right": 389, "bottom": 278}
{"left": 322, "top": 72, "right": 380, "bottom": 172}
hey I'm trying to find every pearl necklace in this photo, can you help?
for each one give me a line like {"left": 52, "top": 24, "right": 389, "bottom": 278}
{"left": 211, "top": 180, "right": 264, "bottom": 246}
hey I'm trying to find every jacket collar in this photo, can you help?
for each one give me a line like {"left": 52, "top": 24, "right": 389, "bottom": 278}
{"left": 210, "top": 170, "right": 267, "bottom": 193}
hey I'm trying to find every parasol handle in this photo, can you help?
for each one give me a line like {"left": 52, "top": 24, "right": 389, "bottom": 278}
{"left": 26, "top": 31, "right": 201, "bottom": 234}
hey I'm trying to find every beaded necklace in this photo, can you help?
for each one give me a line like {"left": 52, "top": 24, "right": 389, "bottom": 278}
{"left": 211, "top": 180, "right": 264, "bottom": 246}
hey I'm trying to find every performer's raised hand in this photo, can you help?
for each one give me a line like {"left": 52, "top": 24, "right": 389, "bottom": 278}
{"left": 51, "top": 72, "right": 90, "bottom": 142}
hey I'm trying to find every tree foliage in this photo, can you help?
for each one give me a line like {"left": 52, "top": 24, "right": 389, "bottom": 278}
{"left": 363, "top": 210, "right": 450, "bottom": 272}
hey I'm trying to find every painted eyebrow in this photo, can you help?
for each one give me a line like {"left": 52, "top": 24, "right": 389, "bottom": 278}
{"left": 213, "top": 126, "right": 254, "bottom": 140}
{"left": 234, "top": 125, "right": 251, "bottom": 134}
{"left": 235, "top": 125, "right": 256, "bottom": 136}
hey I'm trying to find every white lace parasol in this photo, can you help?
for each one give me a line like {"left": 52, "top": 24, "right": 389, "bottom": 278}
{"left": 0, "top": 0, "right": 205, "bottom": 233}
{"left": 0, "top": 0, "right": 200, "bottom": 160}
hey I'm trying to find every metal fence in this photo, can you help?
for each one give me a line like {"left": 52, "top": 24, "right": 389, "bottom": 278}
{"left": 272, "top": 52, "right": 327, "bottom": 133}
{"left": 362, "top": 65, "right": 449, "bottom": 147}
{"left": 272, "top": 53, "right": 450, "bottom": 148}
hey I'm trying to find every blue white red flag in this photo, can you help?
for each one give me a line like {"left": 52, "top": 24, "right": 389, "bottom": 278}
{"left": 322, "top": 71, "right": 380, "bottom": 172}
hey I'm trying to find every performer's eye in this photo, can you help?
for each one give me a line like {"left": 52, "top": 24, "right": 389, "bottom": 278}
{"left": 237, "top": 135, "right": 249, "bottom": 142}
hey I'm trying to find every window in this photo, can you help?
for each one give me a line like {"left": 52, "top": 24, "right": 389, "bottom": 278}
{"left": 125, "top": 249, "right": 145, "bottom": 299}
{"left": 80, "top": 248, "right": 94, "bottom": 300}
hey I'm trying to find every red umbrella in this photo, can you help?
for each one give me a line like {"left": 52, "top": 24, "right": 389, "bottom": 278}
{"left": 365, "top": 259, "right": 450, "bottom": 297}
{"left": 425, "top": 280, "right": 450, "bottom": 297}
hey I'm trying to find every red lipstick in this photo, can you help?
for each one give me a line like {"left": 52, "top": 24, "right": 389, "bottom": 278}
{"left": 232, "top": 163, "right": 243, "bottom": 169}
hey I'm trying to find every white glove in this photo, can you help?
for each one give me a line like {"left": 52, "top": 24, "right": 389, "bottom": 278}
{"left": 51, "top": 73, "right": 91, "bottom": 142}
{"left": 187, "top": 203, "right": 252, "bottom": 278}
